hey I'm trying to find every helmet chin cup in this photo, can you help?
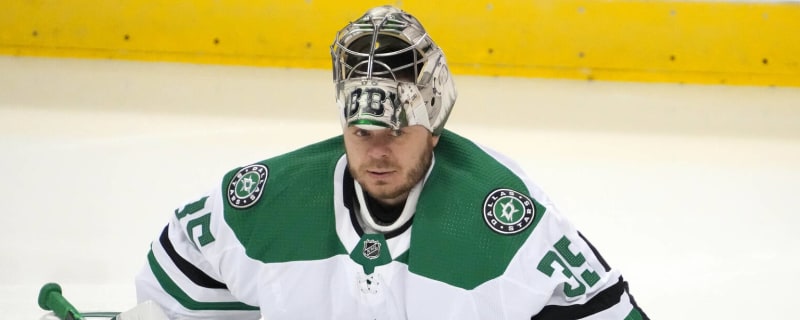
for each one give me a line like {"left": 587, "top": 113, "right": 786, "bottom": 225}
{"left": 331, "top": 5, "right": 457, "bottom": 135}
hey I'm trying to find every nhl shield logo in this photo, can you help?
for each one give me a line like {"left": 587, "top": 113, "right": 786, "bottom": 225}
{"left": 483, "top": 188, "right": 536, "bottom": 235}
{"left": 350, "top": 234, "right": 391, "bottom": 275}
{"left": 227, "top": 164, "right": 268, "bottom": 209}
{"left": 362, "top": 239, "right": 382, "bottom": 260}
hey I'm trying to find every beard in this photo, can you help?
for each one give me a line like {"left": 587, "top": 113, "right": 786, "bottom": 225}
{"left": 349, "top": 148, "right": 434, "bottom": 204}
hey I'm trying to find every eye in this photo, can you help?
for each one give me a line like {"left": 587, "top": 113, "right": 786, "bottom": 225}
{"left": 390, "top": 129, "right": 404, "bottom": 137}
{"left": 354, "top": 129, "right": 370, "bottom": 137}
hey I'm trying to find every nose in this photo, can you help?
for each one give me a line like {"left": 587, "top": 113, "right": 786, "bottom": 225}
{"left": 366, "top": 135, "right": 392, "bottom": 159}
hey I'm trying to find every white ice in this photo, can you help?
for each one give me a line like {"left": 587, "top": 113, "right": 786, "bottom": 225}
{"left": 1, "top": 55, "right": 799, "bottom": 319}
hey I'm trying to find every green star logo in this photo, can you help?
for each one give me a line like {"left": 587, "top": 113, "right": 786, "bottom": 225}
{"left": 227, "top": 164, "right": 268, "bottom": 209}
{"left": 483, "top": 188, "right": 536, "bottom": 235}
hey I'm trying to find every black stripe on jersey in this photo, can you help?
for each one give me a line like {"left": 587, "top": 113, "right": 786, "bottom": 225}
{"left": 574, "top": 232, "right": 649, "bottom": 318}
{"left": 577, "top": 231, "right": 611, "bottom": 272}
{"left": 159, "top": 225, "right": 228, "bottom": 289}
{"left": 561, "top": 232, "right": 649, "bottom": 319}
{"left": 532, "top": 276, "right": 636, "bottom": 320}
{"left": 623, "top": 280, "right": 650, "bottom": 320}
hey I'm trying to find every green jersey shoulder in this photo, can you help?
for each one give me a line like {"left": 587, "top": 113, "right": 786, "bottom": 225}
{"left": 222, "top": 135, "right": 349, "bottom": 263}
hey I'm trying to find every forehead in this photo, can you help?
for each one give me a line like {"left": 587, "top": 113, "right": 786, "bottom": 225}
{"left": 343, "top": 125, "right": 439, "bottom": 150}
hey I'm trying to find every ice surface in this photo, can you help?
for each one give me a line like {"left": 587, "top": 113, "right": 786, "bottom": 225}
{"left": 2, "top": 56, "right": 799, "bottom": 319}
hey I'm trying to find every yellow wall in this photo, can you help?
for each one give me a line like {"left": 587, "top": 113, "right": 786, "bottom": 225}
{"left": 2, "top": 1, "right": 799, "bottom": 86}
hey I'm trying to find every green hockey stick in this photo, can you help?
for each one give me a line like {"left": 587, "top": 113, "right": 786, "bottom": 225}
{"left": 38, "top": 282, "right": 121, "bottom": 319}
{"left": 38, "top": 282, "right": 168, "bottom": 320}
{"left": 38, "top": 282, "right": 86, "bottom": 320}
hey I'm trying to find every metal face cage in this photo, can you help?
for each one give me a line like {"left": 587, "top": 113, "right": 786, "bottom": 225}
{"left": 331, "top": 6, "right": 457, "bottom": 135}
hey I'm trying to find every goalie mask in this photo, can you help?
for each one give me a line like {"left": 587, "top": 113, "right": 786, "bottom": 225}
{"left": 331, "top": 6, "right": 457, "bottom": 135}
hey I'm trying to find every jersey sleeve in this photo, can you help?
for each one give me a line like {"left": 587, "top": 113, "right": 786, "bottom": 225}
{"left": 135, "top": 185, "right": 261, "bottom": 319}
{"left": 506, "top": 175, "right": 647, "bottom": 320}
{"left": 526, "top": 204, "right": 649, "bottom": 320}
{"left": 486, "top": 147, "right": 648, "bottom": 320}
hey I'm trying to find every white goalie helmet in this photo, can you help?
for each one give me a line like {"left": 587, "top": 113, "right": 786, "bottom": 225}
{"left": 331, "top": 6, "right": 457, "bottom": 135}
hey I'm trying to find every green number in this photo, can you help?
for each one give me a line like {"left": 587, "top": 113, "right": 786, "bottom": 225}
{"left": 187, "top": 214, "right": 215, "bottom": 247}
{"left": 537, "top": 235, "right": 600, "bottom": 297}
{"left": 536, "top": 250, "right": 586, "bottom": 297}
{"left": 555, "top": 236, "right": 585, "bottom": 266}
{"left": 174, "top": 196, "right": 215, "bottom": 247}
{"left": 554, "top": 236, "right": 600, "bottom": 287}
{"left": 175, "top": 197, "right": 208, "bottom": 219}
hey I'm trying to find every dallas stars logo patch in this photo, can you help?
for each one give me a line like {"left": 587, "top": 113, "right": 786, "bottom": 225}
{"left": 483, "top": 188, "right": 536, "bottom": 235}
{"left": 227, "top": 164, "right": 268, "bottom": 209}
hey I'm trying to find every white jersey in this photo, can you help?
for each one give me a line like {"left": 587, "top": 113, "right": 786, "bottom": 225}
{"left": 136, "top": 130, "right": 648, "bottom": 319}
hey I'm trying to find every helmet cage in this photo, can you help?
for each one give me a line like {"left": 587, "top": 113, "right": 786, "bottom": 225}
{"left": 331, "top": 6, "right": 456, "bottom": 135}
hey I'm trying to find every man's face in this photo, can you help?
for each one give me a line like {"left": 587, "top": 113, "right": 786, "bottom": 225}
{"left": 344, "top": 125, "right": 439, "bottom": 206}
